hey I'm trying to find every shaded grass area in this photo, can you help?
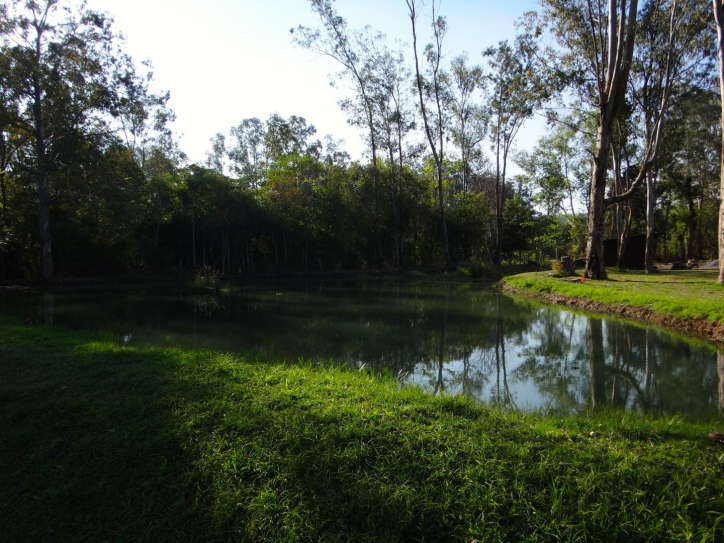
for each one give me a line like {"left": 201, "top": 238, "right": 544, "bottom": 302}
{"left": 503, "top": 269, "right": 724, "bottom": 323}
{"left": 1, "top": 319, "right": 723, "bottom": 542}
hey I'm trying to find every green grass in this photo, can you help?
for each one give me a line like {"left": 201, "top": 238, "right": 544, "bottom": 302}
{"left": 1, "top": 319, "right": 723, "bottom": 542}
{"left": 503, "top": 269, "right": 724, "bottom": 323}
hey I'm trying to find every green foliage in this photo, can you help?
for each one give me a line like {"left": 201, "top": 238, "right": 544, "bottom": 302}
{"left": 0, "top": 1, "right": 719, "bottom": 281}
{"left": 192, "top": 265, "right": 221, "bottom": 289}
{"left": 0, "top": 0, "right": 174, "bottom": 279}
{"left": 514, "top": 113, "right": 591, "bottom": 218}
{"left": 550, "top": 259, "right": 574, "bottom": 277}
{"left": 457, "top": 259, "right": 496, "bottom": 278}
{"left": 448, "top": 191, "right": 492, "bottom": 262}
{"left": 503, "top": 194, "right": 537, "bottom": 254}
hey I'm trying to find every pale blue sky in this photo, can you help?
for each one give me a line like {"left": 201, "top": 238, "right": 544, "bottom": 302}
{"left": 90, "top": 0, "right": 543, "bottom": 166}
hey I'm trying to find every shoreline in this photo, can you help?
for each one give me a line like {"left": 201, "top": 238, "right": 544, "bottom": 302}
{"left": 497, "top": 279, "right": 724, "bottom": 344}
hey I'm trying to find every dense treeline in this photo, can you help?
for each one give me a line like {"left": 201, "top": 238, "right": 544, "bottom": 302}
{"left": 0, "top": 108, "right": 502, "bottom": 278}
{"left": 0, "top": 0, "right": 722, "bottom": 280}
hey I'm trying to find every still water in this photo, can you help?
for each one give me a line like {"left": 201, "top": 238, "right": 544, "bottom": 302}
{"left": 1, "top": 280, "right": 722, "bottom": 419}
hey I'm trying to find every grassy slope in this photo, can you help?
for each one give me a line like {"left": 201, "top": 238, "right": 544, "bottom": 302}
{"left": 1, "top": 319, "right": 723, "bottom": 542}
{"left": 503, "top": 269, "right": 724, "bottom": 323}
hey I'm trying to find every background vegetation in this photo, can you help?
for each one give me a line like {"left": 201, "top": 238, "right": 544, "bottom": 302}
{"left": 0, "top": 0, "right": 720, "bottom": 281}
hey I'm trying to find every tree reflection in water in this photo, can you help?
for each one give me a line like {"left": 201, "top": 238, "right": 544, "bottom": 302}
{"left": 0, "top": 281, "right": 721, "bottom": 419}
{"left": 719, "top": 351, "right": 724, "bottom": 415}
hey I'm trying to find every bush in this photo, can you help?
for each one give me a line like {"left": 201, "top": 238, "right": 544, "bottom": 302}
{"left": 192, "top": 266, "right": 221, "bottom": 289}
{"left": 550, "top": 260, "right": 575, "bottom": 278}
{"left": 458, "top": 259, "right": 498, "bottom": 279}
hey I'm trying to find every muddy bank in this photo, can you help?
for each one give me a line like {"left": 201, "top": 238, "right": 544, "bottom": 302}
{"left": 498, "top": 281, "right": 724, "bottom": 344}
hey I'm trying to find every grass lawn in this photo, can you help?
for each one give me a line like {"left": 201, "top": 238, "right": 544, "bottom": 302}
{"left": 1, "top": 318, "right": 724, "bottom": 542}
{"left": 502, "top": 269, "right": 724, "bottom": 324}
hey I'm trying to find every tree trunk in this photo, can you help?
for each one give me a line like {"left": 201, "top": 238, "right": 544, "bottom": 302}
{"left": 719, "top": 176, "right": 724, "bottom": 283}
{"left": 494, "top": 98, "right": 503, "bottom": 266}
{"left": 388, "top": 146, "right": 401, "bottom": 268}
{"left": 191, "top": 213, "right": 196, "bottom": 269}
{"left": 720, "top": 181, "right": 724, "bottom": 283}
{"left": 407, "top": 0, "right": 452, "bottom": 271}
{"left": 663, "top": 200, "right": 672, "bottom": 261}
{"left": 371, "top": 137, "right": 383, "bottom": 269}
{"left": 686, "top": 196, "right": 696, "bottom": 261}
{"left": 436, "top": 161, "right": 453, "bottom": 269}
{"left": 43, "top": 292, "right": 54, "bottom": 326}
{"left": 696, "top": 195, "right": 704, "bottom": 259}
{"left": 396, "top": 120, "right": 405, "bottom": 267}
{"left": 0, "top": 171, "right": 7, "bottom": 227}
{"left": 715, "top": 0, "right": 724, "bottom": 284}
{"left": 617, "top": 205, "right": 632, "bottom": 268}
{"left": 614, "top": 150, "right": 631, "bottom": 268}
{"left": 585, "top": 0, "right": 639, "bottom": 280}
{"left": 33, "top": 74, "right": 53, "bottom": 280}
{"left": 645, "top": 172, "right": 656, "bottom": 273}
{"left": 37, "top": 169, "right": 53, "bottom": 280}
{"left": 155, "top": 220, "right": 160, "bottom": 265}
{"left": 585, "top": 121, "right": 612, "bottom": 280}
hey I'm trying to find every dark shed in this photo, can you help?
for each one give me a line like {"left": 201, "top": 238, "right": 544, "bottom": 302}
{"left": 602, "top": 234, "right": 646, "bottom": 269}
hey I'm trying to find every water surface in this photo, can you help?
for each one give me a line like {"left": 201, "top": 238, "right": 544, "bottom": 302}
{"left": 1, "top": 280, "right": 721, "bottom": 419}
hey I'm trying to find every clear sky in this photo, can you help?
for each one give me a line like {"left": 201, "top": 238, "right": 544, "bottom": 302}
{"left": 89, "top": 0, "right": 544, "bottom": 166}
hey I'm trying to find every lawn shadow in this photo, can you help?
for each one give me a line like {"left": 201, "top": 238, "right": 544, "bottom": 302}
{"left": 0, "top": 321, "right": 227, "bottom": 542}
{"left": 2, "top": 319, "right": 721, "bottom": 542}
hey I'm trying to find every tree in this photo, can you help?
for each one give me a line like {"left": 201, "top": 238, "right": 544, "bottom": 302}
{"left": 406, "top": 0, "right": 453, "bottom": 269}
{"left": 368, "top": 44, "right": 412, "bottom": 267}
{"left": 449, "top": 53, "right": 486, "bottom": 194}
{"left": 293, "top": 0, "right": 385, "bottom": 266}
{"left": 625, "top": 0, "right": 712, "bottom": 273}
{"left": 502, "top": 193, "right": 537, "bottom": 258}
{"left": 228, "top": 117, "right": 266, "bottom": 189}
{"left": 264, "top": 114, "right": 320, "bottom": 162}
{"left": 205, "top": 132, "right": 226, "bottom": 174}
{"left": 542, "top": 0, "right": 639, "bottom": 279}
{"left": 0, "top": 0, "right": 152, "bottom": 279}
{"left": 658, "top": 87, "right": 720, "bottom": 260}
{"left": 516, "top": 117, "right": 590, "bottom": 219}
{"left": 714, "top": 0, "right": 724, "bottom": 284}
{"left": 484, "top": 31, "right": 548, "bottom": 265}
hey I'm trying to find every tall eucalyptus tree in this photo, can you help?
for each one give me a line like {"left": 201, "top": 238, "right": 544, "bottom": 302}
{"left": 368, "top": 44, "right": 413, "bottom": 267}
{"left": 449, "top": 54, "right": 486, "bottom": 194}
{"left": 293, "top": 0, "right": 385, "bottom": 265}
{"left": 484, "top": 33, "right": 547, "bottom": 265}
{"left": 624, "top": 0, "right": 713, "bottom": 273}
{"left": 406, "top": 0, "right": 453, "bottom": 269}
{"left": 714, "top": 0, "right": 724, "bottom": 284}
{"left": 228, "top": 117, "right": 266, "bottom": 189}
{"left": 542, "top": 0, "right": 639, "bottom": 279}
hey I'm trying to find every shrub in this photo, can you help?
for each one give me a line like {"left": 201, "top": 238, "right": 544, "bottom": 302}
{"left": 192, "top": 266, "right": 221, "bottom": 289}
{"left": 550, "top": 260, "right": 574, "bottom": 278}
{"left": 458, "top": 259, "right": 498, "bottom": 279}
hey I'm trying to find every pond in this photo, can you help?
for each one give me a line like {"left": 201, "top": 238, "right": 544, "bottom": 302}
{"left": 1, "top": 279, "right": 722, "bottom": 420}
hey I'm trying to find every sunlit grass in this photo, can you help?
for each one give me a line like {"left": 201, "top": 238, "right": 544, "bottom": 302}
{"left": 503, "top": 269, "right": 724, "bottom": 323}
{"left": 1, "top": 318, "right": 723, "bottom": 541}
